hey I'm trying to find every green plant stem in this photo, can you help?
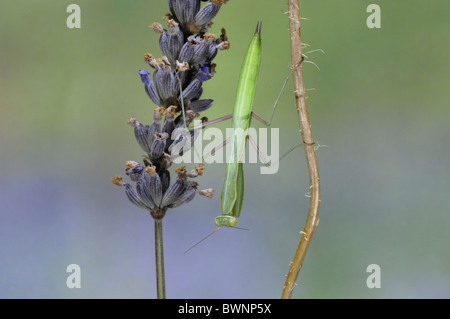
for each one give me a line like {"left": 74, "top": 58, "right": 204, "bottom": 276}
{"left": 154, "top": 218, "right": 166, "bottom": 299}
{"left": 281, "top": 0, "right": 321, "bottom": 299}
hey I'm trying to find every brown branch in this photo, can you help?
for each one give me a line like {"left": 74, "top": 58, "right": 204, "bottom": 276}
{"left": 281, "top": 0, "right": 321, "bottom": 299}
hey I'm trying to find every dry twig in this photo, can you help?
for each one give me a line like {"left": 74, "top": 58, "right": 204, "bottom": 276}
{"left": 281, "top": 0, "right": 321, "bottom": 299}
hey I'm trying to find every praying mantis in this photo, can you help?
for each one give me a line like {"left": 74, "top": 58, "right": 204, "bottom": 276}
{"left": 185, "top": 22, "right": 304, "bottom": 251}
{"left": 206, "top": 22, "right": 300, "bottom": 228}
{"left": 215, "top": 22, "right": 263, "bottom": 228}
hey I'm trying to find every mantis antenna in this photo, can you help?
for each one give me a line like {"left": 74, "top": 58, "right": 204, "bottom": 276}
{"left": 184, "top": 225, "right": 249, "bottom": 254}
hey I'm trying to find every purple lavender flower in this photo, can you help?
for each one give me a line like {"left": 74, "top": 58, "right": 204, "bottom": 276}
{"left": 111, "top": 164, "right": 212, "bottom": 219}
{"left": 112, "top": 0, "right": 228, "bottom": 218}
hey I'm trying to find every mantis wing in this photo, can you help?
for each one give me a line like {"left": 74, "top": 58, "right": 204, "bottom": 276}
{"left": 231, "top": 163, "right": 244, "bottom": 218}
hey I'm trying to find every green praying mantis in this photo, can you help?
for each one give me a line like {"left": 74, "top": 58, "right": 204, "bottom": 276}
{"left": 215, "top": 22, "right": 264, "bottom": 228}
{"left": 215, "top": 22, "right": 305, "bottom": 229}
{"left": 184, "top": 22, "right": 306, "bottom": 251}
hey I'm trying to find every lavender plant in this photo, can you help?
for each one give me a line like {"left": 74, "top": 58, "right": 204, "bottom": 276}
{"left": 110, "top": 0, "right": 230, "bottom": 299}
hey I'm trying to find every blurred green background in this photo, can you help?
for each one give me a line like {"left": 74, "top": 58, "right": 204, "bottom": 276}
{"left": 1, "top": 0, "right": 449, "bottom": 298}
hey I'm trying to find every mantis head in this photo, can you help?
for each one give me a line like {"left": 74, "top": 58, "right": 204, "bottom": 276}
{"left": 214, "top": 215, "right": 237, "bottom": 227}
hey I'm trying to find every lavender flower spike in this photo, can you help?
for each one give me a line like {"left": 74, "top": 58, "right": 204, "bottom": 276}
{"left": 113, "top": 0, "right": 229, "bottom": 219}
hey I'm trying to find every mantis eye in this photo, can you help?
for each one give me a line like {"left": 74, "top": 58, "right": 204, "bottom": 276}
{"left": 214, "top": 216, "right": 237, "bottom": 228}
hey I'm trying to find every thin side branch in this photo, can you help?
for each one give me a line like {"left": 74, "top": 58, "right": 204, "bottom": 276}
{"left": 281, "top": 0, "right": 321, "bottom": 299}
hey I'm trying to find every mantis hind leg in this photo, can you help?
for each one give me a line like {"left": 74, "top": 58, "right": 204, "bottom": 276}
{"left": 247, "top": 134, "right": 307, "bottom": 168}
{"left": 251, "top": 65, "right": 294, "bottom": 128}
